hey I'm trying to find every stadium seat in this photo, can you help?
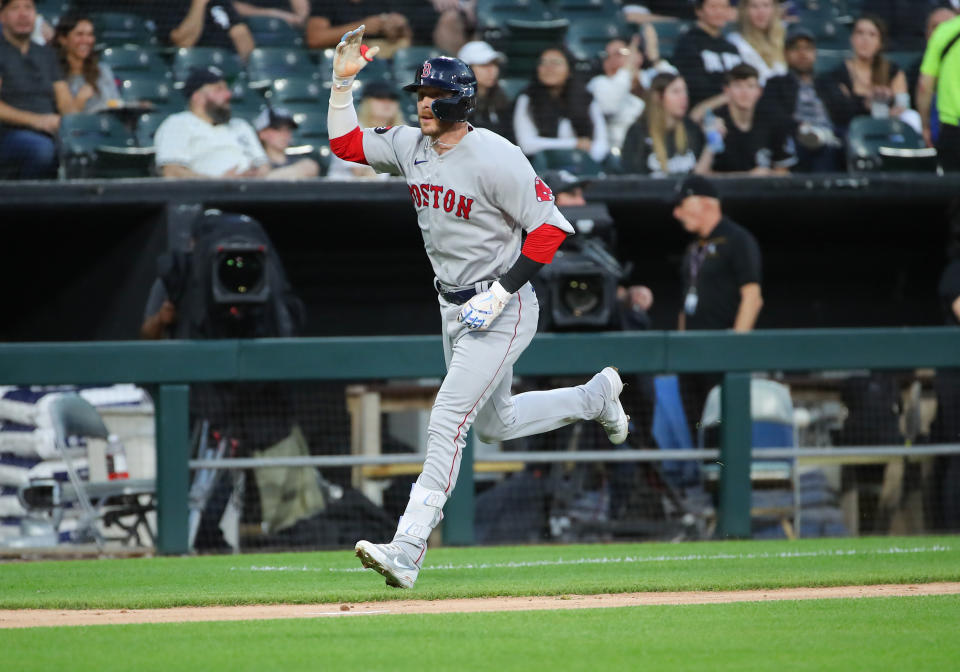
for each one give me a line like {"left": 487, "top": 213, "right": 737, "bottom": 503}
{"left": 90, "top": 12, "right": 155, "bottom": 46}
{"left": 134, "top": 112, "right": 166, "bottom": 148}
{"left": 565, "top": 17, "right": 625, "bottom": 62}
{"left": 246, "top": 47, "right": 317, "bottom": 88}
{"left": 476, "top": 0, "right": 554, "bottom": 31}
{"left": 282, "top": 103, "right": 328, "bottom": 134}
{"left": 309, "top": 48, "right": 335, "bottom": 76}
{"left": 268, "top": 78, "right": 324, "bottom": 105}
{"left": 498, "top": 77, "right": 528, "bottom": 102}
{"left": 846, "top": 117, "right": 938, "bottom": 172}
{"left": 99, "top": 45, "right": 168, "bottom": 79}
{"left": 59, "top": 113, "right": 151, "bottom": 178}
{"left": 172, "top": 47, "right": 243, "bottom": 84}
{"left": 530, "top": 148, "right": 604, "bottom": 176}
{"left": 498, "top": 19, "right": 571, "bottom": 78}
{"left": 653, "top": 20, "right": 690, "bottom": 57}
{"left": 549, "top": 0, "right": 619, "bottom": 21}
{"left": 230, "top": 100, "right": 267, "bottom": 124}
{"left": 392, "top": 47, "right": 443, "bottom": 82}
{"left": 119, "top": 75, "right": 174, "bottom": 109}
{"left": 244, "top": 15, "right": 303, "bottom": 48}
{"left": 814, "top": 49, "right": 848, "bottom": 76}
{"left": 885, "top": 50, "right": 920, "bottom": 74}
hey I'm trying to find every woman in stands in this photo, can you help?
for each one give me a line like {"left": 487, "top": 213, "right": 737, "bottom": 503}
{"left": 513, "top": 46, "right": 609, "bottom": 164}
{"left": 726, "top": 0, "right": 786, "bottom": 85}
{"left": 621, "top": 73, "right": 713, "bottom": 177}
{"left": 822, "top": 14, "right": 922, "bottom": 134}
{"left": 54, "top": 12, "right": 120, "bottom": 114}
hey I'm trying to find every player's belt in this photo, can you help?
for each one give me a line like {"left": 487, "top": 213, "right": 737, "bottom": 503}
{"left": 434, "top": 279, "right": 494, "bottom": 305}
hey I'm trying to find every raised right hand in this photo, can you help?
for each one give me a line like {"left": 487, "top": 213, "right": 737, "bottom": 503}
{"left": 333, "top": 25, "right": 381, "bottom": 80}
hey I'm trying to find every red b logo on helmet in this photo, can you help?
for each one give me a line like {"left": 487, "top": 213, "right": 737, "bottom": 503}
{"left": 422, "top": 62, "right": 432, "bottom": 78}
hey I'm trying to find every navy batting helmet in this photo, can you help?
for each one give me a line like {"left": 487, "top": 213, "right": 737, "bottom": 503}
{"left": 402, "top": 56, "right": 477, "bottom": 123}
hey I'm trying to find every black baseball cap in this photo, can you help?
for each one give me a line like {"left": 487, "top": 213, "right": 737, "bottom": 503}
{"left": 543, "top": 169, "right": 591, "bottom": 195}
{"left": 181, "top": 66, "right": 226, "bottom": 99}
{"left": 254, "top": 107, "right": 298, "bottom": 131}
{"left": 673, "top": 174, "right": 719, "bottom": 206}
{"left": 785, "top": 25, "right": 816, "bottom": 48}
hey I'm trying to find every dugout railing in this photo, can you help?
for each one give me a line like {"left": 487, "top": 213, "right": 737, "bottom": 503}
{"left": 1, "top": 327, "right": 959, "bottom": 554}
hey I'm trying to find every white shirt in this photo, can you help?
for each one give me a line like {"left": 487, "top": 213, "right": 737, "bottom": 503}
{"left": 155, "top": 111, "right": 268, "bottom": 177}
{"left": 586, "top": 68, "right": 646, "bottom": 150}
{"left": 726, "top": 32, "right": 787, "bottom": 86}
{"left": 512, "top": 93, "right": 610, "bottom": 163}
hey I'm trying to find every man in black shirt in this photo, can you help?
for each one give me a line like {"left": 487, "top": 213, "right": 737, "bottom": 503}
{"left": 671, "top": 0, "right": 741, "bottom": 115}
{"left": 710, "top": 63, "right": 797, "bottom": 175}
{"left": 0, "top": 0, "right": 71, "bottom": 179}
{"left": 156, "top": 0, "right": 255, "bottom": 59}
{"left": 672, "top": 175, "right": 763, "bottom": 437}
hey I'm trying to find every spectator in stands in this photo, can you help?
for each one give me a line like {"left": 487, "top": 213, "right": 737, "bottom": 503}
{"left": 587, "top": 36, "right": 648, "bottom": 152}
{"left": 672, "top": 174, "right": 763, "bottom": 436}
{"left": 155, "top": 66, "right": 281, "bottom": 178}
{"left": 726, "top": 0, "right": 786, "bottom": 86}
{"left": 760, "top": 26, "right": 844, "bottom": 172}
{"left": 906, "top": 7, "right": 956, "bottom": 110}
{"left": 821, "top": 14, "right": 922, "bottom": 136}
{"left": 917, "top": 11, "right": 960, "bottom": 171}
{"left": 671, "top": 0, "right": 742, "bottom": 119}
{"left": 621, "top": 73, "right": 713, "bottom": 176}
{"left": 0, "top": 0, "right": 71, "bottom": 179}
{"left": 513, "top": 46, "right": 609, "bottom": 164}
{"left": 54, "top": 13, "right": 120, "bottom": 114}
{"left": 458, "top": 40, "right": 512, "bottom": 141}
{"left": 156, "top": 0, "right": 255, "bottom": 61}
{"left": 234, "top": 0, "right": 310, "bottom": 28}
{"left": 253, "top": 107, "right": 319, "bottom": 178}
{"left": 306, "top": 1, "right": 469, "bottom": 56}
{"left": 708, "top": 63, "right": 797, "bottom": 174}
{"left": 866, "top": 0, "right": 955, "bottom": 51}
{"left": 327, "top": 79, "right": 403, "bottom": 179}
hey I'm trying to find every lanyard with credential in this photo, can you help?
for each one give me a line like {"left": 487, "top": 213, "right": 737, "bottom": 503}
{"left": 684, "top": 241, "right": 711, "bottom": 315}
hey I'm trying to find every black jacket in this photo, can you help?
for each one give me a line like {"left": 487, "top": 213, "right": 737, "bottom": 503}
{"left": 759, "top": 71, "right": 839, "bottom": 134}
{"left": 671, "top": 25, "right": 743, "bottom": 107}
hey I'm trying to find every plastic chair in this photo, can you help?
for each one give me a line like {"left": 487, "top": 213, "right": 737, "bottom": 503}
{"left": 499, "top": 18, "right": 571, "bottom": 78}
{"left": 59, "top": 113, "right": 152, "bottom": 178}
{"left": 245, "top": 15, "right": 303, "bottom": 47}
{"left": 392, "top": 46, "right": 443, "bottom": 82}
{"left": 814, "top": 48, "right": 848, "bottom": 76}
{"left": 268, "top": 77, "right": 324, "bottom": 105}
{"left": 846, "top": 116, "right": 938, "bottom": 172}
{"left": 172, "top": 47, "right": 243, "bottom": 83}
{"left": 99, "top": 45, "right": 168, "bottom": 79}
{"left": 565, "top": 17, "right": 625, "bottom": 62}
{"left": 530, "top": 148, "right": 604, "bottom": 176}
{"left": 698, "top": 379, "right": 800, "bottom": 537}
{"left": 476, "top": 0, "right": 554, "bottom": 30}
{"left": 91, "top": 11, "right": 155, "bottom": 46}
{"left": 549, "top": 0, "right": 619, "bottom": 19}
{"left": 120, "top": 74, "right": 173, "bottom": 107}
{"left": 246, "top": 47, "right": 317, "bottom": 88}
{"left": 12, "top": 394, "right": 155, "bottom": 549}
{"left": 134, "top": 111, "right": 167, "bottom": 148}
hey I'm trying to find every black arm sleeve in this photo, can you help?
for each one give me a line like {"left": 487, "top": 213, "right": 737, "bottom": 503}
{"left": 499, "top": 254, "right": 545, "bottom": 294}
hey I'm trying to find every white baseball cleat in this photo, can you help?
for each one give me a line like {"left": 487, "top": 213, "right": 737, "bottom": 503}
{"left": 593, "top": 366, "right": 629, "bottom": 445}
{"left": 355, "top": 540, "right": 419, "bottom": 589}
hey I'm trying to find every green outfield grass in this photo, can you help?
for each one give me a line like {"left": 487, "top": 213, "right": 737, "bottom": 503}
{"left": 3, "top": 596, "right": 959, "bottom": 671}
{"left": 1, "top": 535, "right": 958, "bottom": 610}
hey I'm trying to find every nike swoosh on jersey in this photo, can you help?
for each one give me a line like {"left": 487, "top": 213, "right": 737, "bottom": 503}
{"left": 414, "top": 159, "right": 428, "bottom": 165}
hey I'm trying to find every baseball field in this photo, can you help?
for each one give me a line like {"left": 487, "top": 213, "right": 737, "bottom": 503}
{"left": 2, "top": 535, "right": 959, "bottom": 671}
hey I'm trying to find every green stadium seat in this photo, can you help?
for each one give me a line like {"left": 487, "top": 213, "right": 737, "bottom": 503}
{"left": 498, "top": 77, "right": 528, "bottom": 102}
{"left": 59, "top": 113, "right": 152, "bottom": 178}
{"left": 549, "top": 0, "right": 619, "bottom": 21}
{"left": 814, "top": 49, "right": 848, "bottom": 76}
{"left": 499, "top": 19, "right": 570, "bottom": 78}
{"left": 281, "top": 102, "right": 328, "bottom": 131}
{"left": 885, "top": 50, "right": 921, "bottom": 74}
{"left": 119, "top": 74, "right": 173, "bottom": 107}
{"left": 309, "top": 48, "right": 335, "bottom": 75}
{"left": 172, "top": 47, "right": 243, "bottom": 84}
{"left": 230, "top": 100, "right": 267, "bottom": 124}
{"left": 90, "top": 12, "right": 155, "bottom": 46}
{"left": 530, "top": 148, "right": 604, "bottom": 176}
{"left": 244, "top": 15, "right": 303, "bottom": 48}
{"left": 246, "top": 47, "right": 317, "bottom": 88}
{"left": 134, "top": 112, "right": 167, "bottom": 148}
{"left": 100, "top": 45, "right": 168, "bottom": 79}
{"left": 652, "top": 20, "right": 690, "bottom": 56}
{"left": 355, "top": 58, "right": 394, "bottom": 83}
{"left": 564, "top": 17, "right": 625, "bottom": 62}
{"left": 268, "top": 78, "right": 324, "bottom": 105}
{"left": 392, "top": 47, "right": 443, "bottom": 82}
{"left": 846, "top": 117, "right": 937, "bottom": 172}
{"left": 476, "top": 0, "right": 554, "bottom": 30}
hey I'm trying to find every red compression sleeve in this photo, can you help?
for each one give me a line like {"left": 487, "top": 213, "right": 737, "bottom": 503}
{"left": 521, "top": 224, "right": 568, "bottom": 264}
{"left": 329, "top": 126, "right": 368, "bottom": 164}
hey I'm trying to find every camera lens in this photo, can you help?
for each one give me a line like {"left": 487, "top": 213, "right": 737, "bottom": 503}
{"left": 562, "top": 276, "right": 602, "bottom": 317}
{"left": 217, "top": 252, "right": 264, "bottom": 295}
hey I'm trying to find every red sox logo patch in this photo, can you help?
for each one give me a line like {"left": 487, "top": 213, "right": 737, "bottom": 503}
{"left": 422, "top": 62, "right": 433, "bottom": 78}
{"left": 534, "top": 176, "right": 554, "bottom": 202}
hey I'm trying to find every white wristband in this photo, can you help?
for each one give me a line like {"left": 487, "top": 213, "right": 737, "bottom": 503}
{"left": 490, "top": 281, "right": 512, "bottom": 304}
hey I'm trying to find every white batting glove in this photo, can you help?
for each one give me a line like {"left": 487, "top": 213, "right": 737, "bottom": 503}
{"left": 332, "top": 25, "right": 381, "bottom": 88}
{"left": 457, "top": 282, "right": 512, "bottom": 331}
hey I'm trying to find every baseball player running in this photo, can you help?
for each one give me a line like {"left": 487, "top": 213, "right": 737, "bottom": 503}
{"left": 328, "top": 27, "right": 629, "bottom": 588}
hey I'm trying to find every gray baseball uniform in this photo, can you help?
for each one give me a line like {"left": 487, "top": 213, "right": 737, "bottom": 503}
{"left": 357, "top": 125, "right": 605, "bottom": 497}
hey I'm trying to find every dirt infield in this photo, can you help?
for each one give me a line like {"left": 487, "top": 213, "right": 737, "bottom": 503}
{"left": 2, "top": 583, "right": 959, "bottom": 629}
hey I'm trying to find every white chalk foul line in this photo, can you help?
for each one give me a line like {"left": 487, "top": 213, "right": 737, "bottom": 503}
{"left": 231, "top": 545, "right": 951, "bottom": 575}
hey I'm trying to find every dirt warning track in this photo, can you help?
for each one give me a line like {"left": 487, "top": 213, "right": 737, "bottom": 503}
{"left": 2, "top": 582, "right": 959, "bottom": 629}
